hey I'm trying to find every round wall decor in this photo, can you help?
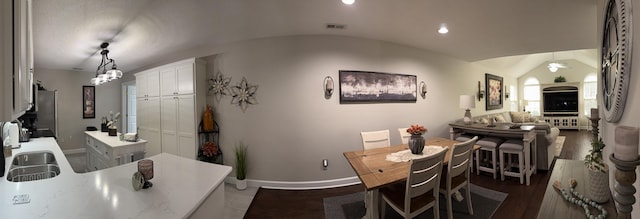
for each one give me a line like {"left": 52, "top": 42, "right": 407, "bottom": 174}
{"left": 600, "top": 0, "right": 632, "bottom": 123}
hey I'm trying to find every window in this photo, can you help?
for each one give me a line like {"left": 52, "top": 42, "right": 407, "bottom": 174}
{"left": 584, "top": 74, "right": 597, "bottom": 116}
{"left": 523, "top": 78, "right": 540, "bottom": 116}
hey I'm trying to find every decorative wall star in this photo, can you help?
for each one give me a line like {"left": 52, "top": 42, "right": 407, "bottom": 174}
{"left": 208, "top": 71, "right": 231, "bottom": 101}
{"left": 231, "top": 77, "right": 258, "bottom": 112}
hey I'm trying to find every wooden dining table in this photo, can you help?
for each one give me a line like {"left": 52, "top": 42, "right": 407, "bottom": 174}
{"left": 343, "top": 137, "right": 480, "bottom": 219}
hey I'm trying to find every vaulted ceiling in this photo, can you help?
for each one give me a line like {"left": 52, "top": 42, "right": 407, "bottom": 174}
{"left": 32, "top": 0, "right": 599, "bottom": 75}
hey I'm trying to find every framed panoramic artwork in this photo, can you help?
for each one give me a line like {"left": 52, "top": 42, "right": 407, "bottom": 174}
{"left": 338, "top": 70, "right": 417, "bottom": 103}
{"left": 485, "top": 73, "right": 503, "bottom": 110}
{"left": 83, "top": 85, "right": 95, "bottom": 118}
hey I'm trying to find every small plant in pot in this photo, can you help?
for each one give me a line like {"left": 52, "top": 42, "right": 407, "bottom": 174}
{"left": 235, "top": 142, "right": 248, "bottom": 190}
{"left": 554, "top": 76, "right": 567, "bottom": 83}
{"left": 584, "top": 137, "right": 609, "bottom": 203}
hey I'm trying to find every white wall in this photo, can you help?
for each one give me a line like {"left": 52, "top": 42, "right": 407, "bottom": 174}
{"left": 200, "top": 35, "right": 513, "bottom": 182}
{"left": 34, "top": 68, "right": 121, "bottom": 151}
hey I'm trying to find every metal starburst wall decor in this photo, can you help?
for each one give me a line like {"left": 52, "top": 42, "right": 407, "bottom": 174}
{"left": 231, "top": 77, "right": 258, "bottom": 112}
{"left": 208, "top": 71, "right": 232, "bottom": 101}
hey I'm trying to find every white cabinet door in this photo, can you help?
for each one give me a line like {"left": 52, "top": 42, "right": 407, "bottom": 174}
{"left": 179, "top": 135, "right": 196, "bottom": 159}
{"left": 160, "top": 95, "right": 195, "bottom": 159}
{"left": 140, "top": 129, "right": 162, "bottom": 157}
{"left": 161, "top": 96, "right": 177, "bottom": 132}
{"left": 136, "top": 75, "right": 148, "bottom": 98}
{"left": 160, "top": 67, "right": 177, "bottom": 96}
{"left": 160, "top": 62, "right": 194, "bottom": 96}
{"left": 177, "top": 95, "right": 195, "bottom": 159}
{"left": 176, "top": 63, "right": 194, "bottom": 95}
{"left": 136, "top": 71, "right": 160, "bottom": 98}
{"left": 177, "top": 95, "right": 195, "bottom": 135}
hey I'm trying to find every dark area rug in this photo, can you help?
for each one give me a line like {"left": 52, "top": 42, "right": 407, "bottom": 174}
{"left": 323, "top": 184, "right": 507, "bottom": 219}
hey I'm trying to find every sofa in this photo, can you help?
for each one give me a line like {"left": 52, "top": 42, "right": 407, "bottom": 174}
{"left": 451, "top": 111, "right": 560, "bottom": 171}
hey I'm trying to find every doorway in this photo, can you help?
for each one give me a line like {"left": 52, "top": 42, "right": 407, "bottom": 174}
{"left": 121, "top": 81, "right": 137, "bottom": 133}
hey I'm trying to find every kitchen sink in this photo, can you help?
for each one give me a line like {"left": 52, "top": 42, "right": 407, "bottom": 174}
{"left": 12, "top": 152, "right": 57, "bottom": 166}
{"left": 7, "top": 164, "right": 60, "bottom": 182}
{"left": 6, "top": 151, "right": 61, "bottom": 182}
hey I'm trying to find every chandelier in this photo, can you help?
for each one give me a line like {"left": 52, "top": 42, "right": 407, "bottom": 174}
{"left": 90, "top": 42, "right": 123, "bottom": 85}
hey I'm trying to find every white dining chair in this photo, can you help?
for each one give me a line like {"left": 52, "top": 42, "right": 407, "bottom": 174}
{"left": 360, "top": 130, "right": 391, "bottom": 150}
{"left": 398, "top": 128, "right": 411, "bottom": 144}
{"left": 380, "top": 147, "right": 449, "bottom": 219}
{"left": 440, "top": 136, "right": 478, "bottom": 219}
{"left": 360, "top": 129, "right": 391, "bottom": 212}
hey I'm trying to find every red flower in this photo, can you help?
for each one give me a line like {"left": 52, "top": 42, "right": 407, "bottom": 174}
{"left": 406, "top": 124, "right": 427, "bottom": 135}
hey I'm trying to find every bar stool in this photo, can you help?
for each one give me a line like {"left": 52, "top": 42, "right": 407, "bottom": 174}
{"left": 499, "top": 139, "right": 525, "bottom": 184}
{"left": 475, "top": 137, "right": 504, "bottom": 179}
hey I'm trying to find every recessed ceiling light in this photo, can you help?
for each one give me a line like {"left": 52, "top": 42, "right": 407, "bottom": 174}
{"left": 438, "top": 25, "right": 449, "bottom": 34}
{"left": 342, "top": 0, "right": 355, "bottom": 5}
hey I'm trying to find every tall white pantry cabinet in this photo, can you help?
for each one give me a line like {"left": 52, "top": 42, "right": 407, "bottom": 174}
{"left": 135, "top": 58, "right": 206, "bottom": 159}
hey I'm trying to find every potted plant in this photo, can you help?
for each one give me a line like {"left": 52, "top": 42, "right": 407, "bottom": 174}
{"left": 584, "top": 137, "right": 609, "bottom": 203}
{"left": 554, "top": 76, "right": 567, "bottom": 83}
{"left": 106, "top": 111, "right": 121, "bottom": 136}
{"left": 235, "top": 142, "right": 248, "bottom": 190}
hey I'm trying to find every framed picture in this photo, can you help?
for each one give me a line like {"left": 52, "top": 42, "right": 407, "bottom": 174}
{"left": 339, "top": 70, "right": 417, "bottom": 103}
{"left": 83, "top": 86, "right": 95, "bottom": 118}
{"left": 485, "top": 73, "right": 503, "bottom": 110}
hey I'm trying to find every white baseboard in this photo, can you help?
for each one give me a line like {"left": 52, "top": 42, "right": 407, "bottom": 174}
{"left": 224, "top": 176, "right": 361, "bottom": 190}
{"left": 62, "top": 148, "right": 86, "bottom": 155}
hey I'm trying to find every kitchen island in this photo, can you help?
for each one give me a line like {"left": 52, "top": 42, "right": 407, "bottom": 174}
{"left": 0, "top": 137, "right": 231, "bottom": 218}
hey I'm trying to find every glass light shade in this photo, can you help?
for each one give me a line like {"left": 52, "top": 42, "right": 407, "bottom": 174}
{"left": 90, "top": 77, "right": 100, "bottom": 85}
{"left": 107, "top": 69, "right": 123, "bottom": 79}
{"left": 459, "top": 95, "right": 476, "bottom": 109}
{"left": 98, "top": 74, "right": 109, "bottom": 84}
{"left": 549, "top": 66, "right": 558, "bottom": 72}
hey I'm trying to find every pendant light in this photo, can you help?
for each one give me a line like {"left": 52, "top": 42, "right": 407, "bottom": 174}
{"left": 91, "top": 42, "right": 123, "bottom": 85}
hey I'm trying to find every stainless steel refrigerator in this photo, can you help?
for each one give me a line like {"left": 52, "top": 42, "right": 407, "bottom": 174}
{"left": 36, "top": 90, "right": 58, "bottom": 138}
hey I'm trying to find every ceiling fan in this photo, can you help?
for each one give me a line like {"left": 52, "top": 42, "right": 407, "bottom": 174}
{"left": 547, "top": 52, "right": 568, "bottom": 72}
{"left": 547, "top": 62, "right": 568, "bottom": 72}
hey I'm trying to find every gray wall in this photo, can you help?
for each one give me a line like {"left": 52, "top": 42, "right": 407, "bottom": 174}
{"left": 201, "top": 35, "right": 514, "bottom": 181}
{"left": 33, "top": 68, "right": 121, "bottom": 151}
{"left": 598, "top": 1, "right": 640, "bottom": 218}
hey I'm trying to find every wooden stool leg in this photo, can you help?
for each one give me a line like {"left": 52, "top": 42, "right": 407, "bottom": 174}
{"left": 499, "top": 150, "right": 505, "bottom": 181}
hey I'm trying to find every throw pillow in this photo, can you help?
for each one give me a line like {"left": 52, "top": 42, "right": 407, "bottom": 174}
{"left": 480, "top": 117, "right": 489, "bottom": 124}
{"left": 495, "top": 114, "right": 506, "bottom": 123}
{"left": 510, "top": 112, "right": 532, "bottom": 123}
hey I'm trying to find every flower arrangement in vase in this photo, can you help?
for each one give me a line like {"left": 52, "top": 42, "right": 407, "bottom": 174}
{"left": 407, "top": 124, "right": 428, "bottom": 154}
{"left": 106, "top": 111, "right": 121, "bottom": 136}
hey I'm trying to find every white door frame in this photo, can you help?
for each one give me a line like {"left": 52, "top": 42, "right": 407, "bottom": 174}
{"left": 121, "top": 80, "right": 136, "bottom": 132}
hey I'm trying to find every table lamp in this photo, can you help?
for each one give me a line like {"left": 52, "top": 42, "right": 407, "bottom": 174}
{"left": 520, "top": 100, "right": 529, "bottom": 112}
{"left": 459, "top": 95, "right": 476, "bottom": 125}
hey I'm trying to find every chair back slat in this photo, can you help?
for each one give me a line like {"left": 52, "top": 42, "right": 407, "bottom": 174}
{"left": 448, "top": 136, "right": 478, "bottom": 178}
{"left": 398, "top": 128, "right": 411, "bottom": 144}
{"left": 361, "top": 130, "right": 391, "bottom": 150}
{"left": 407, "top": 148, "right": 448, "bottom": 199}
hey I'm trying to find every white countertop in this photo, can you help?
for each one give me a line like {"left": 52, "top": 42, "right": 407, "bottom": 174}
{"left": 1, "top": 137, "right": 231, "bottom": 218}
{"left": 85, "top": 131, "right": 148, "bottom": 147}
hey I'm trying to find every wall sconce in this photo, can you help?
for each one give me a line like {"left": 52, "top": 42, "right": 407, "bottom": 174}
{"left": 419, "top": 81, "right": 427, "bottom": 98}
{"left": 324, "top": 76, "right": 334, "bottom": 98}
{"left": 504, "top": 85, "right": 510, "bottom": 99}
{"left": 477, "top": 81, "right": 485, "bottom": 101}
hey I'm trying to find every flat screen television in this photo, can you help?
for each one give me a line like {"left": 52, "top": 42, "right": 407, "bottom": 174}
{"left": 543, "top": 91, "right": 579, "bottom": 113}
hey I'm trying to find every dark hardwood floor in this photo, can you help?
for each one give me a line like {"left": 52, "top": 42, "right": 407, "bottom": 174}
{"left": 244, "top": 130, "right": 592, "bottom": 219}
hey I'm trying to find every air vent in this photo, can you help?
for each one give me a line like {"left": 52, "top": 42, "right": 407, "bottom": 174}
{"left": 326, "top": 23, "right": 346, "bottom": 30}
